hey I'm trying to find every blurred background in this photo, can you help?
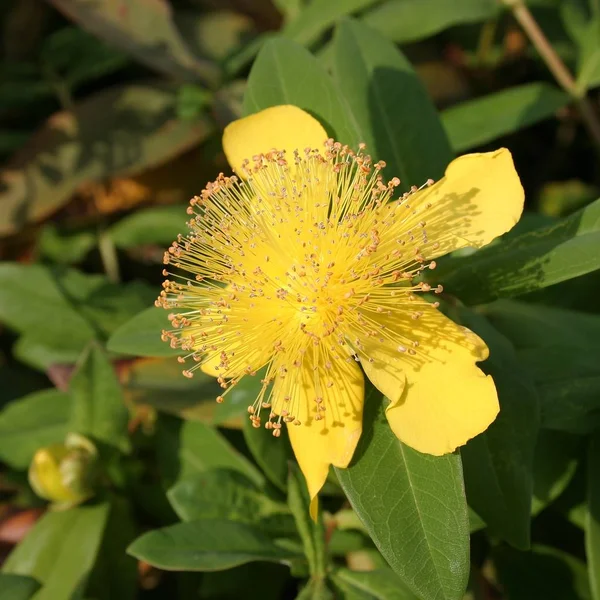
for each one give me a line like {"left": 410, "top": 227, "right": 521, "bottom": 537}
{"left": 1, "top": 0, "right": 600, "bottom": 598}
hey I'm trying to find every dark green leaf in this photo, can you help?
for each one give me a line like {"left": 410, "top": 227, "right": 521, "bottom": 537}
{"left": 457, "top": 309, "right": 539, "bottom": 549}
{"left": 2, "top": 503, "right": 110, "bottom": 600}
{"left": 243, "top": 37, "right": 358, "bottom": 146}
{"left": 107, "top": 306, "right": 183, "bottom": 358}
{"left": 587, "top": 434, "right": 600, "bottom": 600}
{"left": 0, "top": 575, "right": 41, "bottom": 600}
{"left": 47, "top": 0, "right": 218, "bottom": 83}
{"left": 288, "top": 463, "right": 327, "bottom": 577}
{"left": 493, "top": 545, "right": 591, "bottom": 600}
{"left": 362, "top": 0, "right": 498, "bottom": 43}
{"left": 109, "top": 205, "right": 188, "bottom": 249}
{"left": 127, "top": 519, "right": 301, "bottom": 571}
{"left": 532, "top": 430, "right": 582, "bottom": 515}
{"left": 199, "top": 563, "right": 290, "bottom": 600}
{"left": 331, "top": 567, "right": 419, "bottom": 600}
{"left": 335, "top": 390, "right": 469, "bottom": 600}
{"left": 332, "top": 19, "right": 452, "bottom": 191}
{"left": 156, "top": 415, "right": 263, "bottom": 488}
{"left": 442, "top": 83, "right": 569, "bottom": 152}
{"left": 69, "top": 344, "right": 131, "bottom": 453}
{"left": 436, "top": 197, "right": 600, "bottom": 304}
{"left": 243, "top": 411, "right": 294, "bottom": 492}
{"left": 43, "top": 26, "right": 130, "bottom": 88}
{"left": 518, "top": 345, "right": 600, "bottom": 433}
{"left": 168, "top": 470, "right": 293, "bottom": 535}
{"left": 481, "top": 299, "right": 600, "bottom": 350}
{"left": 85, "top": 496, "right": 138, "bottom": 600}
{"left": 0, "top": 389, "right": 72, "bottom": 469}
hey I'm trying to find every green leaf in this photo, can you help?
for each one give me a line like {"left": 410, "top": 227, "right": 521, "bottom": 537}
{"left": 442, "top": 83, "right": 570, "bottom": 152}
{"left": 282, "top": 0, "right": 380, "bottom": 46}
{"left": 436, "top": 197, "right": 600, "bottom": 305}
{"left": 331, "top": 567, "right": 419, "bottom": 600}
{"left": 335, "top": 390, "right": 469, "bottom": 600}
{"left": 532, "top": 429, "right": 582, "bottom": 515}
{"left": 332, "top": 19, "right": 452, "bottom": 191}
{"left": 37, "top": 224, "right": 96, "bottom": 265}
{"left": 156, "top": 415, "right": 263, "bottom": 488}
{"left": 587, "top": 434, "right": 600, "bottom": 600}
{"left": 288, "top": 463, "right": 327, "bottom": 577}
{"left": 168, "top": 470, "right": 293, "bottom": 535}
{"left": 243, "top": 411, "right": 294, "bottom": 492}
{"left": 0, "top": 84, "right": 213, "bottom": 236}
{"left": 43, "top": 26, "right": 130, "bottom": 89}
{"left": 457, "top": 309, "right": 539, "bottom": 549}
{"left": 127, "top": 519, "right": 301, "bottom": 571}
{"left": 478, "top": 300, "right": 600, "bottom": 433}
{"left": 126, "top": 357, "right": 253, "bottom": 426}
{"left": 0, "top": 574, "right": 41, "bottom": 600}
{"left": 0, "top": 264, "right": 154, "bottom": 352}
{"left": 2, "top": 503, "right": 110, "bottom": 600}
{"left": 48, "top": 0, "right": 217, "bottom": 83}
{"left": 109, "top": 205, "right": 188, "bottom": 249}
{"left": 517, "top": 345, "right": 600, "bottom": 433}
{"left": 481, "top": 299, "right": 600, "bottom": 350}
{"left": 362, "top": 0, "right": 498, "bottom": 44}
{"left": 69, "top": 344, "right": 131, "bottom": 453}
{"left": 243, "top": 37, "right": 358, "bottom": 146}
{"left": 0, "top": 264, "right": 96, "bottom": 349}
{"left": 0, "top": 389, "right": 72, "bottom": 469}
{"left": 13, "top": 336, "right": 85, "bottom": 372}
{"left": 85, "top": 496, "right": 138, "bottom": 600}
{"left": 575, "top": 18, "right": 600, "bottom": 92}
{"left": 107, "top": 306, "right": 183, "bottom": 358}
{"left": 493, "top": 545, "right": 591, "bottom": 600}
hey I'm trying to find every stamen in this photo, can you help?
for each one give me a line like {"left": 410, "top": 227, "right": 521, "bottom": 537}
{"left": 157, "top": 143, "right": 443, "bottom": 430}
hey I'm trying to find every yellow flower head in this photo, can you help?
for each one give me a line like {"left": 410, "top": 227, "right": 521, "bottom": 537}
{"left": 157, "top": 105, "right": 524, "bottom": 514}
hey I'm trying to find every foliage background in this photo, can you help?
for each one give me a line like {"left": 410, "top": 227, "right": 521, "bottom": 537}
{"left": 1, "top": 0, "right": 600, "bottom": 599}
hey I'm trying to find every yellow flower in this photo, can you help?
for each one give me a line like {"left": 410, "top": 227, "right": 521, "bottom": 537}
{"left": 157, "top": 105, "right": 524, "bottom": 516}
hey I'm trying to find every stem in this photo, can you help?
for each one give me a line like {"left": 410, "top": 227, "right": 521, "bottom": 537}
{"left": 476, "top": 19, "right": 498, "bottom": 66}
{"left": 503, "top": 0, "right": 600, "bottom": 150}
{"left": 98, "top": 227, "right": 120, "bottom": 284}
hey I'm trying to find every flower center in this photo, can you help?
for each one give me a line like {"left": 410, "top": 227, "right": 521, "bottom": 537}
{"left": 157, "top": 140, "right": 441, "bottom": 431}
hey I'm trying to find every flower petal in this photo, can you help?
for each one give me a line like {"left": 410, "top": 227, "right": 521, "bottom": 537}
{"left": 273, "top": 349, "right": 364, "bottom": 518}
{"left": 376, "top": 149, "right": 523, "bottom": 261}
{"left": 355, "top": 340, "right": 407, "bottom": 404}
{"left": 378, "top": 306, "right": 498, "bottom": 455}
{"left": 223, "top": 105, "right": 328, "bottom": 176}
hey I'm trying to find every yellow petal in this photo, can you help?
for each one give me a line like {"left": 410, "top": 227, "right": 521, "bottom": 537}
{"left": 222, "top": 105, "right": 328, "bottom": 176}
{"left": 378, "top": 306, "right": 499, "bottom": 455}
{"left": 376, "top": 149, "right": 523, "bottom": 261}
{"left": 273, "top": 348, "right": 364, "bottom": 518}
{"left": 353, "top": 340, "right": 406, "bottom": 404}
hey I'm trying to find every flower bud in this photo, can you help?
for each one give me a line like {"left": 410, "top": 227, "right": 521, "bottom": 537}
{"left": 28, "top": 433, "right": 98, "bottom": 509}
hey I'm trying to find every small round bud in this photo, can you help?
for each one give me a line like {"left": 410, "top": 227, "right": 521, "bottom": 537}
{"left": 28, "top": 433, "right": 98, "bottom": 510}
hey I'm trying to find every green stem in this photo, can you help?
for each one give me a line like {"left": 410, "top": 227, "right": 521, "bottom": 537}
{"left": 98, "top": 227, "right": 120, "bottom": 284}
